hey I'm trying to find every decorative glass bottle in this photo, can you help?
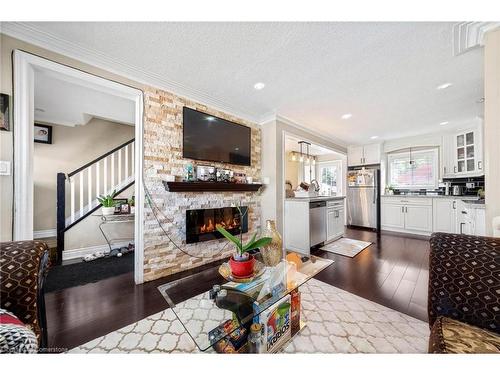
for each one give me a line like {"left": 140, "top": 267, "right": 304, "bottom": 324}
{"left": 261, "top": 220, "right": 283, "bottom": 267}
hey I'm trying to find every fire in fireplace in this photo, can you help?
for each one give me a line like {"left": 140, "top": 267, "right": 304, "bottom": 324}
{"left": 186, "top": 206, "right": 248, "bottom": 244}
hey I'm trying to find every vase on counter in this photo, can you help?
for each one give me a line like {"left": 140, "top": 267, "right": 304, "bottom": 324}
{"left": 261, "top": 220, "right": 283, "bottom": 267}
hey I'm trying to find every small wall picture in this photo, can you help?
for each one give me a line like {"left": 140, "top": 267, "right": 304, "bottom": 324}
{"left": 34, "top": 124, "right": 53, "bottom": 144}
{"left": 114, "top": 199, "right": 128, "bottom": 214}
{"left": 120, "top": 203, "right": 130, "bottom": 214}
{"left": 0, "top": 94, "right": 9, "bottom": 131}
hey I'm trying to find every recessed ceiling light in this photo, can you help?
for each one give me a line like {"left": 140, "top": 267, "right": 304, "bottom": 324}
{"left": 440, "top": 121, "right": 449, "bottom": 125}
{"left": 370, "top": 135, "right": 379, "bottom": 139}
{"left": 253, "top": 82, "right": 265, "bottom": 90}
{"left": 341, "top": 113, "right": 352, "bottom": 120}
{"left": 436, "top": 82, "right": 453, "bottom": 90}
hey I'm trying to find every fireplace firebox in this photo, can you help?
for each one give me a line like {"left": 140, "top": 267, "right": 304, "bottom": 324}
{"left": 186, "top": 206, "right": 248, "bottom": 244}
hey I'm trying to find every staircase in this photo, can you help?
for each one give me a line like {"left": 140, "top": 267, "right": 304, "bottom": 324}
{"left": 56, "top": 139, "right": 135, "bottom": 264}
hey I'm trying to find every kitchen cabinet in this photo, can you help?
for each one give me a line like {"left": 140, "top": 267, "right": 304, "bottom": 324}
{"left": 457, "top": 201, "right": 486, "bottom": 236}
{"left": 433, "top": 198, "right": 458, "bottom": 233}
{"left": 381, "top": 197, "right": 433, "bottom": 235}
{"left": 405, "top": 205, "right": 433, "bottom": 233}
{"left": 441, "top": 135, "right": 455, "bottom": 178}
{"left": 347, "top": 143, "right": 381, "bottom": 166}
{"left": 364, "top": 143, "right": 382, "bottom": 165}
{"left": 326, "top": 200, "right": 345, "bottom": 242}
{"left": 347, "top": 146, "right": 364, "bottom": 166}
{"left": 285, "top": 197, "right": 345, "bottom": 254}
{"left": 442, "top": 123, "right": 484, "bottom": 178}
{"left": 382, "top": 196, "right": 485, "bottom": 236}
{"left": 381, "top": 201, "right": 405, "bottom": 229}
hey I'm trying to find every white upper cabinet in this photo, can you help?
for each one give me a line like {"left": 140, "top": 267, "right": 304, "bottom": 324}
{"left": 363, "top": 143, "right": 382, "bottom": 165}
{"left": 347, "top": 143, "right": 381, "bottom": 166}
{"left": 441, "top": 135, "right": 455, "bottom": 178}
{"left": 347, "top": 146, "right": 364, "bottom": 166}
{"left": 442, "top": 122, "right": 484, "bottom": 177}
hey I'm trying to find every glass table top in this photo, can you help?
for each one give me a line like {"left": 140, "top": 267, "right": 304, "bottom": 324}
{"left": 158, "top": 252, "right": 334, "bottom": 352}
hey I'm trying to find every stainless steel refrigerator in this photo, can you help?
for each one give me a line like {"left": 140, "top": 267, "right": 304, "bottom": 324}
{"left": 347, "top": 168, "right": 380, "bottom": 230}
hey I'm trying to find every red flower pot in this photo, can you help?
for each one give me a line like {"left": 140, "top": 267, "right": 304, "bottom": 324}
{"left": 229, "top": 255, "right": 255, "bottom": 278}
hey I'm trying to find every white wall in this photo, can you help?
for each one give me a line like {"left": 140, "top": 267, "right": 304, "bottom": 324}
{"left": 33, "top": 118, "right": 134, "bottom": 232}
{"left": 260, "top": 119, "right": 278, "bottom": 226}
{"left": 484, "top": 28, "right": 500, "bottom": 235}
{"left": 260, "top": 117, "right": 347, "bottom": 234}
{"left": 284, "top": 151, "right": 300, "bottom": 189}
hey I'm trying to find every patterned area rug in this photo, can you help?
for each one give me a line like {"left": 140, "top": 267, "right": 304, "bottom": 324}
{"left": 69, "top": 279, "right": 429, "bottom": 353}
{"left": 320, "top": 238, "right": 372, "bottom": 257}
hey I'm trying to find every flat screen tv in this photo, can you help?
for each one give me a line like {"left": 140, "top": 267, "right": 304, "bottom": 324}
{"left": 182, "top": 107, "right": 251, "bottom": 166}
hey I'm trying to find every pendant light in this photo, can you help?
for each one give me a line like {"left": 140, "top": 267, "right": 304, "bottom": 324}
{"left": 298, "top": 141, "right": 313, "bottom": 181}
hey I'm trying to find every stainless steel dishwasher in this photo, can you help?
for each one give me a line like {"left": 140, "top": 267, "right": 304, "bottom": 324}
{"left": 309, "top": 200, "right": 327, "bottom": 247}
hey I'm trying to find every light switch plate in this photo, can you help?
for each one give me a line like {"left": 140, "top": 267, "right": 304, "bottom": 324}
{"left": 0, "top": 161, "right": 11, "bottom": 176}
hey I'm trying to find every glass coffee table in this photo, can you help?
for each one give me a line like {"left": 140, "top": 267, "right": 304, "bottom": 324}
{"left": 158, "top": 252, "right": 334, "bottom": 353}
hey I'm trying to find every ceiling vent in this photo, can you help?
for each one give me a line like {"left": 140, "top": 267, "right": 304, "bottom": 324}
{"left": 453, "top": 22, "right": 500, "bottom": 56}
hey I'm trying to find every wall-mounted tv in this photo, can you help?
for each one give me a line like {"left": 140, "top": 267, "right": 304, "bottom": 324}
{"left": 182, "top": 107, "right": 251, "bottom": 166}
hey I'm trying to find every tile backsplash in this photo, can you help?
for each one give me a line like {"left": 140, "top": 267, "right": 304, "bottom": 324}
{"left": 442, "top": 176, "right": 485, "bottom": 196}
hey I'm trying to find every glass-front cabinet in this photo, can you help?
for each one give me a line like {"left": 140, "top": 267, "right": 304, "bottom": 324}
{"left": 451, "top": 124, "right": 483, "bottom": 177}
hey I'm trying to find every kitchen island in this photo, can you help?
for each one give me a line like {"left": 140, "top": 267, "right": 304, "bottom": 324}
{"left": 284, "top": 196, "right": 346, "bottom": 255}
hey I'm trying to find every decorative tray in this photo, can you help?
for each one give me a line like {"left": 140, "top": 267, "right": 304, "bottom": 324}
{"left": 218, "top": 260, "right": 266, "bottom": 283}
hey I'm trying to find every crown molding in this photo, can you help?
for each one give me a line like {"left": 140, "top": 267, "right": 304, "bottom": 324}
{"left": 275, "top": 114, "right": 348, "bottom": 149}
{"left": 1, "top": 22, "right": 261, "bottom": 124}
{"left": 453, "top": 22, "right": 500, "bottom": 56}
{"left": 257, "top": 111, "right": 278, "bottom": 125}
{"left": 258, "top": 112, "right": 348, "bottom": 148}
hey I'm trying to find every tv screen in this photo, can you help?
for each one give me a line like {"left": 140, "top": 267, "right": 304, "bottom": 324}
{"left": 183, "top": 107, "right": 251, "bottom": 166}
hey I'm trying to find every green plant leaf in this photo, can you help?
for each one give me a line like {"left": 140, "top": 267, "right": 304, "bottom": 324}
{"left": 215, "top": 224, "right": 242, "bottom": 251}
{"left": 242, "top": 237, "right": 272, "bottom": 252}
{"left": 241, "top": 232, "right": 257, "bottom": 251}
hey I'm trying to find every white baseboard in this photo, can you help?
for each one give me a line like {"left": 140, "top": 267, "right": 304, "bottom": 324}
{"left": 34, "top": 229, "right": 57, "bottom": 239}
{"left": 62, "top": 241, "right": 130, "bottom": 261}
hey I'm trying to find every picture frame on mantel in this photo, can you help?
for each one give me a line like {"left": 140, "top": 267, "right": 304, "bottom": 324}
{"left": 0, "top": 93, "right": 9, "bottom": 131}
{"left": 34, "top": 123, "right": 53, "bottom": 144}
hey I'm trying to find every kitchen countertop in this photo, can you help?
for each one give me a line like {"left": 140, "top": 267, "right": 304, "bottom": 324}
{"left": 381, "top": 194, "right": 485, "bottom": 207}
{"left": 285, "top": 196, "right": 346, "bottom": 202}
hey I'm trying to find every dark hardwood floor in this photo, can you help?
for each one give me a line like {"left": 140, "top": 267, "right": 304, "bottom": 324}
{"left": 45, "top": 228, "right": 430, "bottom": 351}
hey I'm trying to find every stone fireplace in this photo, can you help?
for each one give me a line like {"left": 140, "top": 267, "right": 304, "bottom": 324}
{"left": 143, "top": 88, "right": 261, "bottom": 281}
{"left": 185, "top": 206, "right": 248, "bottom": 244}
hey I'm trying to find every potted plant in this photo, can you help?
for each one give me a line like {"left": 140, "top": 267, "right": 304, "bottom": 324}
{"left": 98, "top": 190, "right": 117, "bottom": 216}
{"left": 216, "top": 225, "right": 272, "bottom": 277}
{"left": 129, "top": 196, "right": 135, "bottom": 214}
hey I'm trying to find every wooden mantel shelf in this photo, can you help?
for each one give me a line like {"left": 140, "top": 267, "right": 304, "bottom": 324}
{"left": 162, "top": 181, "right": 263, "bottom": 192}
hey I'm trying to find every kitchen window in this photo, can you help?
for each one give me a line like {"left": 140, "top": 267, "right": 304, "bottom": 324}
{"left": 302, "top": 163, "right": 316, "bottom": 184}
{"left": 318, "top": 160, "right": 342, "bottom": 196}
{"left": 388, "top": 148, "right": 438, "bottom": 190}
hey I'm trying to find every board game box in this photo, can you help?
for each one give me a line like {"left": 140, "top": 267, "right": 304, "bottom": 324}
{"left": 253, "top": 294, "right": 292, "bottom": 353}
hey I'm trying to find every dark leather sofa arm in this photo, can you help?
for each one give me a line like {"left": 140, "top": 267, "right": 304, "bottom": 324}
{"left": 0, "top": 240, "right": 50, "bottom": 347}
{"left": 428, "top": 232, "right": 499, "bottom": 334}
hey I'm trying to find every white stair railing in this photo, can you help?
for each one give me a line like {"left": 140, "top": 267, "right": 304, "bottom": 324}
{"left": 64, "top": 139, "right": 135, "bottom": 228}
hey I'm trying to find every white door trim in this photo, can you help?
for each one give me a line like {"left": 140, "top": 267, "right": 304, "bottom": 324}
{"left": 13, "top": 50, "right": 145, "bottom": 284}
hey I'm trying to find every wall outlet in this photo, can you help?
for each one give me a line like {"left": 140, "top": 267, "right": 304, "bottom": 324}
{"left": 0, "top": 161, "right": 11, "bottom": 176}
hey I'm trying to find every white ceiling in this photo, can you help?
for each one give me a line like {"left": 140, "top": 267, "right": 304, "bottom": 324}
{"left": 34, "top": 67, "right": 135, "bottom": 126}
{"left": 6, "top": 22, "right": 484, "bottom": 144}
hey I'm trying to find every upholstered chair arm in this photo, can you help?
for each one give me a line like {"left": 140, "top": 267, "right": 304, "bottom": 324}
{"left": 428, "top": 232, "right": 500, "bottom": 334}
{"left": 0, "top": 241, "right": 50, "bottom": 346}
